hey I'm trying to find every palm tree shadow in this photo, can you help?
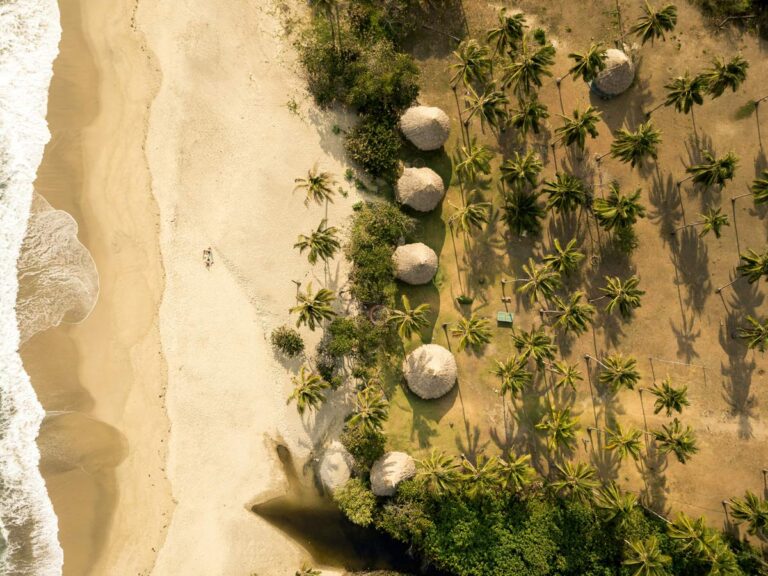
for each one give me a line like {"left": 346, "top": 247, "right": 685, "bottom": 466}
{"left": 672, "top": 228, "right": 711, "bottom": 312}
{"left": 718, "top": 303, "right": 758, "bottom": 440}
{"left": 639, "top": 444, "right": 670, "bottom": 513}
{"left": 670, "top": 314, "right": 701, "bottom": 362}
{"left": 465, "top": 207, "right": 506, "bottom": 299}
{"left": 588, "top": 430, "right": 621, "bottom": 483}
{"left": 647, "top": 169, "right": 682, "bottom": 240}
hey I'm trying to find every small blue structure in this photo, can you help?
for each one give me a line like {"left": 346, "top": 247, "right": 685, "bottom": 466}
{"left": 496, "top": 311, "right": 514, "bottom": 326}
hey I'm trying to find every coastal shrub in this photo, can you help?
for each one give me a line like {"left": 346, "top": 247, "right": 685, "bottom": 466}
{"left": 297, "top": 16, "right": 418, "bottom": 118}
{"left": 341, "top": 423, "right": 386, "bottom": 470}
{"left": 345, "top": 117, "right": 402, "bottom": 181}
{"left": 334, "top": 478, "right": 378, "bottom": 527}
{"left": 270, "top": 325, "right": 305, "bottom": 357}
{"left": 326, "top": 315, "right": 395, "bottom": 368}
{"left": 346, "top": 201, "right": 415, "bottom": 306}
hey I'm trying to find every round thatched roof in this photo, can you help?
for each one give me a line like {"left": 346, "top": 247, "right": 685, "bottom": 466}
{"left": 400, "top": 105, "right": 451, "bottom": 151}
{"left": 392, "top": 242, "right": 438, "bottom": 285}
{"left": 319, "top": 441, "right": 352, "bottom": 492}
{"left": 403, "top": 344, "right": 458, "bottom": 400}
{"left": 396, "top": 167, "right": 445, "bottom": 212}
{"left": 592, "top": 49, "right": 635, "bottom": 97}
{"left": 370, "top": 451, "right": 417, "bottom": 496}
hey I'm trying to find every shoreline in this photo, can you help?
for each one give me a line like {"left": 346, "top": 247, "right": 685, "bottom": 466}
{"left": 24, "top": 0, "right": 359, "bottom": 573}
{"left": 24, "top": 0, "right": 172, "bottom": 574}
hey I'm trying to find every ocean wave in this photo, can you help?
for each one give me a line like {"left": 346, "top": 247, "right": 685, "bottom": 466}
{"left": 0, "top": 0, "right": 64, "bottom": 575}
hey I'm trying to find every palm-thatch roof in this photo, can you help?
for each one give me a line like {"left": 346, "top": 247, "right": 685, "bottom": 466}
{"left": 591, "top": 49, "right": 635, "bottom": 97}
{"left": 399, "top": 105, "right": 451, "bottom": 151}
{"left": 370, "top": 451, "right": 416, "bottom": 496}
{"left": 403, "top": 344, "right": 458, "bottom": 400}
{"left": 396, "top": 167, "right": 445, "bottom": 212}
{"left": 392, "top": 242, "right": 438, "bottom": 285}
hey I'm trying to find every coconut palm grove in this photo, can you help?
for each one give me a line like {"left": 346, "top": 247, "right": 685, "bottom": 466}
{"left": 276, "top": 0, "right": 768, "bottom": 574}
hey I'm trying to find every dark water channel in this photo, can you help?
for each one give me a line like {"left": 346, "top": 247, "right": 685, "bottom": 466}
{"left": 251, "top": 445, "right": 442, "bottom": 574}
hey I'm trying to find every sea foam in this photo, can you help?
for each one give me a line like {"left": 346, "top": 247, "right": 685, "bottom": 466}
{"left": 0, "top": 0, "right": 64, "bottom": 574}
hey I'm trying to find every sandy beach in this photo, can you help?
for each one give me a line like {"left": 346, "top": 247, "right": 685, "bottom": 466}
{"left": 24, "top": 0, "right": 356, "bottom": 573}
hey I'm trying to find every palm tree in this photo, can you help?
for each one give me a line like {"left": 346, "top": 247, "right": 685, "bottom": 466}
{"left": 550, "top": 460, "right": 597, "bottom": 502}
{"left": 737, "top": 247, "right": 768, "bottom": 284}
{"left": 594, "top": 353, "right": 641, "bottom": 393}
{"left": 606, "top": 422, "right": 644, "bottom": 461}
{"left": 683, "top": 150, "right": 738, "bottom": 189}
{"left": 509, "top": 97, "right": 550, "bottom": 136}
{"left": 663, "top": 72, "right": 706, "bottom": 131}
{"left": 737, "top": 315, "right": 768, "bottom": 352}
{"left": 455, "top": 139, "right": 494, "bottom": 186}
{"left": 500, "top": 150, "right": 543, "bottom": 192}
{"left": 388, "top": 294, "right": 431, "bottom": 340}
{"left": 542, "top": 173, "right": 588, "bottom": 214}
{"left": 536, "top": 405, "right": 581, "bottom": 453}
{"left": 348, "top": 386, "right": 389, "bottom": 433}
{"left": 667, "top": 513, "right": 714, "bottom": 559}
{"left": 290, "top": 283, "right": 337, "bottom": 330}
{"left": 728, "top": 491, "right": 768, "bottom": 540}
{"left": 703, "top": 55, "right": 749, "bottom": 99}
{"left": 541, "top": 291, "right": 595, "bottom": 336}
{"left": 417, "top": 450, "right": 460, "bottom": 495}
{"left": 288, "top": 366, "right": 330, "bottom": 415}
{"left": 459, "top": 455, "right": 501, "bottom": 497}
{"left": 593, "top": 182, "right": 646, "bottom": 232}
{"left": 596, "top": 482, "right": 638, "bottom": 527}
{"left": 449, "top": 201, "right": 490, "bottom": 238}
{"left": 498, "top": 453, "right": 533, "bottom": 492}
{"left": 548, "top": 360, "right": 583, "bottom": 390}
{"left": 624, "top": 535, "right": 672, "bottom": 576}
{"left": 492, "top": 355, "right": 532, "bottom": 398}
{"left": 502, "top": 189, "right": 545, "bottom": 237}
{"left": 596, "top": 275, "right": 645, "bottom": 319}
{"left": 648, "top": 377, "right": 690, "bottom": 416}
{"left": 487, "top": 9, "right": 527, "bottom": 60}
{"left": 556, "top": 106, "right": 602, "bottom": 151}
{"left": 512, "top": 327, "right": 556, "bottom": 367}
{"left": 750, "top": 170, "right": 768, "bottom": 206}
{"left": 653, "top": 418, "right": 698, "bottom": 464}
{"left": 543, "top": 238, "right": 585, "bottom": 275}
{"left": 610, "top": 122, "right": 662, "bottom": 168}
{"left": 451, "top": 314, "right": 493, "bottom": 351}
{"left": 567, "top": 43, "right": 608, "bottom": 83}
{"left": 517, "top": 257, "right": 562, "bottom": 304}
{"left": 671, "top": 206, "right": 729, "bottom": 238}
{"left": 294, "top": 220, "right": 341, "bottom": 265}
{"left": 465, "top": 84, "right": 509, "bottom": 135}
{"left": 450, "top": 38, "right": 492, "bottom": 88}
{"left": 502, "top": 36, "right": 556, "bottom": 98}
{"left": 630, "top": 2, "right": 677, "bottom": 45}
{"left": 294, "top": 165, "right": 336, "bottom": 209}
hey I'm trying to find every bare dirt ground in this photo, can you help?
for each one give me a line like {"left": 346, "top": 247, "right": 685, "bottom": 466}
{"left": 384, "top": 0, "right": 768, "bottom": 533}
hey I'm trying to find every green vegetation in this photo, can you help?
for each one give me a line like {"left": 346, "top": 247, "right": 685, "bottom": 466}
{"left": 345, "top": 201, "right": 415, "bottom": 306}
{"left": 334, "top": 478, "right": 377, "bottom": 527}
{"left": 270, "top": 325, "right": 305, "bottom": 358}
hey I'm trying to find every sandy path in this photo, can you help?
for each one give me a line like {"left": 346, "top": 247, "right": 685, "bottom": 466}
{"left": 138, "top": 0, "right": 357, "bottom": 573}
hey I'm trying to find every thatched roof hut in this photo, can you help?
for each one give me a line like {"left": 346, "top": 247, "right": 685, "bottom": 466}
{"left": 370, "top": 451, "right": 416, "bottom": 496}
{"left": 403, "top": 344, "right": 457, "bottom": 400}
{"left": 399, "top": 105, "right": 451, "bottom": 151}
{"left": 591, "top": 49, "right": 635, "bottom": 97}
{"left": 395, "top": 167, "right": 445, "bottom": 212}
{"left": 392, "top": 242, "right": 438, "bottom": 285}
{"left": 319, "top": 441, "right": 352, "bottom": 492}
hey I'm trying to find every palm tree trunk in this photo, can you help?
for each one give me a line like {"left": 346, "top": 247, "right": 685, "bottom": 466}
{"left": 715, "top": 273, "right": 742, "bottom": 294}
{"left": 614, "top": 0, "right": 624, "bottom": 37}
{"left": 730, "top": 196, "right": 742, "bottom": 258}
{"left": 551, "top": 142, "right": 559, "bottom": 172}
{"left": 756, "top": 101, "right": 764, "bottom": 153}
{"left": 690, "top": 107, "right": 699, "bottom": 146}
{"left": 584, "top": 357, "right": 600, "bottom": 429}
{"left": 452, "top": 86, "right": 469, "bottom": 148}
{"left": 638, "top": 388, "right": 651, "bottom": 452}
{"left": 645, "top": 101, "right": 666, "bottom": 118}
{"left": 556, "top": 80, "right": 565, "bottom": 115}
{"left": 449, "top": 225, "right": 466, "bottom": 295}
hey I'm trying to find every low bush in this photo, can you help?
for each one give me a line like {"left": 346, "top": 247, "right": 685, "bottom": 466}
{"left": 340, "top": 423, "right": 386, "bottom": 470}
{"left": 346, "top": 201, "right": 415, "bottom": 306}
{"left": 345, "top": 117, "right": 402, "bottom": 181}
{"left": 270, "top": 325, "right": 305, "bottom": 357}
{"left": 333, "top": 478, "right": 378, "bottom": 527}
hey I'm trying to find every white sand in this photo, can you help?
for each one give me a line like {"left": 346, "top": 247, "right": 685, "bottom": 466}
{"left": 138, "top": 0, "right": 358, "bottom": 573}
